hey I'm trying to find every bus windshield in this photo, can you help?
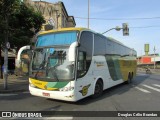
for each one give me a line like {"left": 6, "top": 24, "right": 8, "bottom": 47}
{"left": 30, "top": 47, "right": 75, "bottom": 81}
{"left": 36, "top": 31, "right": 78, "bottom": 47}
{"left": 30, "top": 31, "right": 78, "bottom": 81}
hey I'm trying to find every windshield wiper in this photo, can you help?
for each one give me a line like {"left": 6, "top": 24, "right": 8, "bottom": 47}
{"left": 46, "top": 64, "right": 59, "bottom": 81}
{"left": 52, "top": 66, "right": 59, "bottom": 81}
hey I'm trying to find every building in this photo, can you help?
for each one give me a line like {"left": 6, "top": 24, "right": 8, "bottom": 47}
{"left": 23, "top": 0, "right": 76, "bottom": 29}
{"left": 137, "top": 56, "right": 153, "bottom": 65}
{"left": 0, "top": 49, "right": 16, "bottom": 78}
{"left": 137, "top": 54, "right": 160, "bottom": 68}
{"left": 137, "top": 44, "right": 160, "bottom": 68}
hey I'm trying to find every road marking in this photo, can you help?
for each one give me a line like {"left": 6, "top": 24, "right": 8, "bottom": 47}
{"left": 142, "top": 84, "right": 160, "bottom": 92}
{"left": 153, "top": 84, "right": 160, "bottom": 88}
{"left": 135, "top": 87, "right": 151, "bottom": 93}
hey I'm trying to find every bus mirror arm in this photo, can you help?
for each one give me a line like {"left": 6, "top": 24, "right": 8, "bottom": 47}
{"left": 77, "top": 42, "right": 80, "bottom": 47}
{"left": 68, "top": 42, "right": 78, "bottom": 62}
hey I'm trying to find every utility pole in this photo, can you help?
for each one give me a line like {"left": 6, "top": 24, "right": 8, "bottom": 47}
{"left": 88, "top": 0, "right": 90, "bottom": 28}
{"left": 4, "top": 15, "right": 9, "bottom": 90}
{"left": 0, "top": 45, "right": 2, "bottom": 79}
{"left": 153, "top": 46, "right": 156, "bottom": 69}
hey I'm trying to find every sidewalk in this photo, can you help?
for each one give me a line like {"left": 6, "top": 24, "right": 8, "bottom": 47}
{"left": 0, "top": 75, "right": 29, "bottom": 93}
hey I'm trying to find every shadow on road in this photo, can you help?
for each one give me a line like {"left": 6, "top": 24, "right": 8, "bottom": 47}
{"left": 75, "top": 73, "right": 150, "bottom": 105}
{"left": 46, "top": 73, "right": 150, "bottom": 106}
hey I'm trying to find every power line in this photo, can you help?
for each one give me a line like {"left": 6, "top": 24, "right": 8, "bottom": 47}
{"left": 75, "top": 16, "right": 160, "bottom": 21}
{"left": 130, "top": 25, "right": 160, "bottom": 29}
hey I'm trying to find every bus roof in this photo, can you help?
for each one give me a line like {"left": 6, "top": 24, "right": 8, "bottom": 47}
{"left": 107, "top": 36, "right": 136, "bottom": 51}
{"left": 38, "top": 27, "right": 136, "bottom": 52}
{"left": 39, "top": 27, "right": 88, "bottom": 35}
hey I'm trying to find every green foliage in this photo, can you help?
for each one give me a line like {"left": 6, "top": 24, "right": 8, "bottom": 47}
{"left": 0, "top": 0, "right": 45, "bottom": 50}
{"left": 0, "top": 0, "right": 20, "bottom": 15}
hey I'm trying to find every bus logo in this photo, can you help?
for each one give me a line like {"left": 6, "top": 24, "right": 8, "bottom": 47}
{"left": 44, "top": 85, "right": 47, "bottom": 89}
{"left": 79, "top": 84, "right": 91, "bottom": 96}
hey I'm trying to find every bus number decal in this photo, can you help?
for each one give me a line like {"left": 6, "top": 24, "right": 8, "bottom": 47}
{"left": 79, "top": 84, "right": 91, "bottom": 96}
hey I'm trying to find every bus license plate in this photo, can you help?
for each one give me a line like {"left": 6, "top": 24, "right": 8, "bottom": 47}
{"left": 42, "top": 92, "right": 50, "bottom": 97}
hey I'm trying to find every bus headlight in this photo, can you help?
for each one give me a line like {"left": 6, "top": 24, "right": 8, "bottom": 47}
{"left": 59, "top": 86, "right": 74, "bottom": 91}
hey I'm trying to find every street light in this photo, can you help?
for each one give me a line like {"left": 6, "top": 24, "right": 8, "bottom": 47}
{"left": 102, "top": 23, "right": 129, "bottom": 36}
{"left": 102, "top": 26, "right": 121, "bottom": 34}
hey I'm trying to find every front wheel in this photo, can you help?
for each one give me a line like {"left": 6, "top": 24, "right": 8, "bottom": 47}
{"left": 92, "top": 80, "right": 103, "bottom": 98}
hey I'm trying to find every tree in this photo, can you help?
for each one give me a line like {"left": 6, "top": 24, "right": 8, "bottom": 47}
{"left": 0, "top": 0, "right": 21, "bottom": 86}
{"left": 0, "top": 0, "right": 45, "bottom": 50}
{"left": 0, "top": 0, "right": 20, "bottom": 45}
{"left": 0, "top": 0, "right": 45, "bottom": 85}
{"left": 8, "top": 2, "right": 45, "bottom": 50}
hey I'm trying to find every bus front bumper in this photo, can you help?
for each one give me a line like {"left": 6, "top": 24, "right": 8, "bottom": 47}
{"left": 29, "top": 86, "right": 77, "bottom": 102}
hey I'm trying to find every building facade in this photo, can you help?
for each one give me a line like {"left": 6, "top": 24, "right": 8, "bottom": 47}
{"left": 23, "top": 0, "right": 76, "bottom": 29}
{"left": 137, "top": 54, "right": 160, "bottom": 66}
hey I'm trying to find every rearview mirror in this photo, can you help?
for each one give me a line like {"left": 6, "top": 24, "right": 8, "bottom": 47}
{"left": 68, "top": 42, "right": 79, "bottom": 62}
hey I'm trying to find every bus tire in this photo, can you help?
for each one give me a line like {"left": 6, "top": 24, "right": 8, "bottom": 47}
{"left": 92, "top": 80, "right": 103, "bottom": 98}
{"left": 126, "top": 73, "right": 132, "bottom": 84}
{"left": 131, "top": 72, "right": 134, "bottom": 79}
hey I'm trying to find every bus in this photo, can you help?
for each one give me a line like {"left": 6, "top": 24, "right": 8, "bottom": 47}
{"left": 29, "top": 27, "right": 137, "bottom": 102}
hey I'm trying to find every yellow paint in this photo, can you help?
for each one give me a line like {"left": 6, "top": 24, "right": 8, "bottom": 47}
{"left": 80, "top": 84, "right": 91, "bottom": 96}
{"left": 29, "top": 78, "right": 58, "bottom": 90}
{"left": 30, "top": 78, "right": 47, "bottom": 89}
{"left": 47, "top": 88, "right": 58, "bottom": 90}
{"left": 39, "top": 27, "right": 88, "bottom": 35}
{"left": 119, "top": 59, "right": 137, "bottom": 81}
{"left": 97, "top": 64, "right": 104, "bottom": 67}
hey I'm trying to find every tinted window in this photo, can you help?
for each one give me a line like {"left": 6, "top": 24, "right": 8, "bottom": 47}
{"left": 77, "top": 31, "right": 93, "bottom": 78}
{"left": 106, "top": 39, "right": 114, "bottom": 55}
{"left": 94, "top": 34, "right": 106, "bottom": 55}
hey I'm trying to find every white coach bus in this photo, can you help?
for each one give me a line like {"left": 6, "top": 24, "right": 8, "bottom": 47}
{"left": 29, "top": 27, "right": 137, "bottom": 102}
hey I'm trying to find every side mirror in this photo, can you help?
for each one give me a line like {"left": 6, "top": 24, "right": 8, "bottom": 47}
{"left": 68, "top": 42, "right": 79, "bottom": 62}
{"left": 16, "top": 45, "right": 31, "bottom": 68}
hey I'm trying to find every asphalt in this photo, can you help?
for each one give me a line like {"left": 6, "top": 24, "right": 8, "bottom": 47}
{"left": 0, "top": 75, "right": 29, "bottom": 93}
{"left": 0, "top": 69, "right": 159, "bottom": 93}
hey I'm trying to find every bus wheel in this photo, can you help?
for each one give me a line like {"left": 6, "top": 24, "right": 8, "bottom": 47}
{"left": 92, "top": 80, "right": 103, "bottom": 98}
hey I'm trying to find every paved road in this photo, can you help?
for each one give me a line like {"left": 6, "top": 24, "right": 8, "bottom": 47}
{"left": 0, "top": 73, "right": 160, "bottom": 120}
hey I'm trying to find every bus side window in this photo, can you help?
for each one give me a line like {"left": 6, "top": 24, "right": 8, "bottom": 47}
{"left": 77, "top": 51, "right": 86, "bottom": 77}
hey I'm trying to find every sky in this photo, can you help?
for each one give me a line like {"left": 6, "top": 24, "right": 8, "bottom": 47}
{"left": 33, "top": 0, "right": 160, "bottom": 56}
